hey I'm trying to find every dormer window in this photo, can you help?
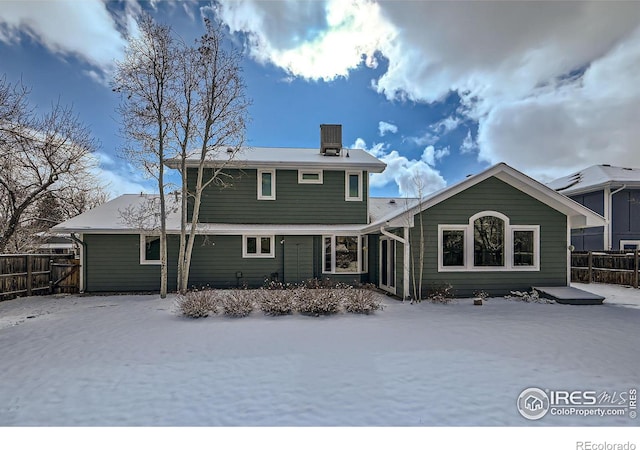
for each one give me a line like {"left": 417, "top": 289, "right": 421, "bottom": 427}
{"left": 258, "top": 169, "right": 275, "bottom": 200}
{"left": 345, "top": 171, "right": 362, "bottom": 201}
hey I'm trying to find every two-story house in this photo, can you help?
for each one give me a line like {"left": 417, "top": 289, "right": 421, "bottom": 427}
{"left": 52, "top": 125, "right": 604, "bottom": 299}
{"left": 547, "top": 164, "right": 640, "bottom": 251}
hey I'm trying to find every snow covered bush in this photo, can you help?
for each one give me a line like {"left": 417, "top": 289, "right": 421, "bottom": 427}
{"left": 221, "top": 291, "right": 255, "bottom": 317}
{"left": 258, "top": 289, "right": 295, "bottom": 316}
{"left": 427, "top": 283, "right": 454, "bottom": 304}
{"left": 343, "top": 288, "right": 382, "bottom": 314}
{"left": 177, "top": 289, "right": 218, "bottom": 318}
{"left": 505, "top": 288, "right": 552, "bottom": 303}
{"left": 296, "top": 287, "right": 341, "bottom": 316}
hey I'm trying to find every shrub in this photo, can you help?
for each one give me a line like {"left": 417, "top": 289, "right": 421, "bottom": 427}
{"left": 258, "top": 289, "right": 295, "bottom": 316}
{"left": 177, "top": 289, "right": 218, "bottom": 318}
{"left": 221, "top": 290, "right": 255, "bottom": 317}
{"left": 296, "top": 287, "right": 341, "bottom": 316}
{"left": 427, "top": 283, "right": 454, "bottom": 304}
{"left": 505, "top": 288, "right": 552, "bottom": 303}
{"left": 343, "top": 288, "right": 383, "bottom": 314}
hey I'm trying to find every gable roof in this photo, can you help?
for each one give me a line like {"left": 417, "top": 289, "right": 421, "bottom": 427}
{"left": 165, "top": 146, "right": 386, "bottom": 173}
{"left": 547, "top": 164, "right": 640, "bottom": 195}
{"left": 364, "top": 162, "right": 606, "bottom": 232}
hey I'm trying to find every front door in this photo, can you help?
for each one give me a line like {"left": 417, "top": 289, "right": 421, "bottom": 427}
{"left": 379, "top": 237, "right": 396, "bottom": 294}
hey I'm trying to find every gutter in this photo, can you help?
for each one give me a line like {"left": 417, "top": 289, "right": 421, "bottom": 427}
{"left": 380, "top": 224, "right": 411, "bottom": 301}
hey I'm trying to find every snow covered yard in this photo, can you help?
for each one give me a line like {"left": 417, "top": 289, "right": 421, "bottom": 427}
{"left": 0, "top": 286, "right": 638, "bottom": 427}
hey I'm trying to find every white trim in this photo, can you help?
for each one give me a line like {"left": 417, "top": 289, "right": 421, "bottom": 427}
{"left": 257, "top": 169, "right": 276, "bottom": 200}
{"left": 298, "top": 169, "right": 323, "bottom": 184}
{"left": 620, "top": 240, "right": 640, "bottom": 250}
{"left": 322, "top": 234, "right": 364, "bottom": 274}
{"left": 140, "top": 234, "right": 161, "bottom": 265}
{"left": 242, "top": 235, "right": 275, "bottom": 258}
{"left": 511, "top": 225, "right": 540, "bottom": 271}
{"left": 345, "top": 171, "right": 363, "bottom": 202}
{"left": 567, "top": 219, "right": 572, "bottom": 286}
{"left": 78, "top": 233, "right": 84, "bottom": 292}
{"left": 604, "top": 185, "right": 611, "bottom": 250}
{"left": 437, "top": 211, "right": 540, "bottom": 272}
{"left": 437, "top": 225, "right": 467, "bottom": 271}
{"left": 378, "top": 236, "right": 397, "bottom": 295}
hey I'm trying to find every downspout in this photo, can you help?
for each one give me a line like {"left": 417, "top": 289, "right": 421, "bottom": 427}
{"left": 68, "top": 233, "right": 86, "bottom": 293}
{"left": 380, "top": 224, "right": 410, "bottom": 300}
{"left": 607, "top": 184, "right": 626, "bottom": 250}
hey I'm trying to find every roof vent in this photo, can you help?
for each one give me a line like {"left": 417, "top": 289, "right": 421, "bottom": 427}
{"left": 602, "top": 164, "right": 611, "bottom": 167}
{"left": 226, "top": 147, "right": 234, "bottom": 154}
{"left": 389, "top": 199, "right": 396, "bottom": 204}
{"left": 320, "top": 124, "right": 342, "bottom": 156}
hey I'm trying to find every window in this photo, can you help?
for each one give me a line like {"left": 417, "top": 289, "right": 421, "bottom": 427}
{"left": 140, "top": 235, "right": 161, "bottom": 265}
{"left": 438, "top": 212, "right": 539, "bottom": 272}
{"left": 258, "top": 169, "right": 275, "bottom": 200}
{"left": 513, "top": 230, "right": 534, "bottom": 266}
{"left": 243, "top": 235, "right": 274, "bottom": 258}
{"left": 473, "top": 216, "right": 504, "bottom": 266}
{"left": 441, "top": 228, "right": 465, "bottom": 267}
{"left": 620, "top": 240, "right": 640, "bottom": 251}
{"left": 323, "top": 235, "right": 365, "bottom": 274}
{"left": 298, "top": 170, "right": 323, "bottom": 184}
{"left": 345, "top": 171, "right": 362, "bottom": 201}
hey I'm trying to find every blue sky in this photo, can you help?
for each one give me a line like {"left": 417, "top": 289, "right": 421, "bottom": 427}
{"left": 1, "top": 0, "right": 639, "bottom": 199}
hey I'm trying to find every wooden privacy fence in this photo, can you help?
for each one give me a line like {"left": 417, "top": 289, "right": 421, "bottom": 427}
{"left": 571, "top": 250, "right": 639, "bottom": 288}
{"left": 0, "top": 254, "right": 80, "bottom": 299}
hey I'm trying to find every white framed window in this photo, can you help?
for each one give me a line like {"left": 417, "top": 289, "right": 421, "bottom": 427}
{"left": 438, "top": 211, "right": 540, "bottom": 272}
{"left": 257, "top": 169, "right": 276, "bottom": 200}
{"left": 620, "top": 240, "right": 640, "bottom": 250}
{"left": 438, "top": 225, "right": 467, "bottom": 271}
{"left": 243, "top": 235, "right": 275, "bottom": 258}
{"left": 345, "top": 171, "right": 362, "bottom": 201}
{"left": 298, "top": 170, "right": 323, "bottom": 184}
{"left": 140, "top": 234, "right": 161, "bottom": 265}
{"left": 511, "top": 226, "right": 540, "bottom": 270}
{"left": 322, "top": 235, "right": 365, "bottom": 274}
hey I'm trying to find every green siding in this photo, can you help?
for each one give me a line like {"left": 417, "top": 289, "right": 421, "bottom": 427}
{"left": 187, "top": 235, "right": 282, "bottom": 288}
{"left": 188, "top": 168, "right": 368, "bottom": 224}
{"left": 283, "top": 236, "right": 314, "bottom": 284}
{"left": 412, "top": 176, "right": 568, "bottom": 297}
{"left": 84, "top": 234, "right": 178, "bottom": 292}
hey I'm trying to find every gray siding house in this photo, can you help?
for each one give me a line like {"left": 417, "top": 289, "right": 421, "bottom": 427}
{"left": 548, "top": 164, "right": 640, "bottom": 251}
{"left": 53, "top": 126, "right": 604, "bottom": 299}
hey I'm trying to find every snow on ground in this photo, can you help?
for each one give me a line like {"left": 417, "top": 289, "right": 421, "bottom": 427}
{"left": 0, "top": 286, "right": 639, "bottom": 427}
{"left": 573, "top": 282, "right": 640, "bottom": 309}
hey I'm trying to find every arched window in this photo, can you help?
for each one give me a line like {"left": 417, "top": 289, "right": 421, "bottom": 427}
{"left": 473, "top": 215, "right": 505, "bottom": 266}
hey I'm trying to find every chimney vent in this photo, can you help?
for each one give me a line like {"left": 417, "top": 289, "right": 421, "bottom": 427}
{"left": 320, "top": 124, "right": 342, "bottom": 156}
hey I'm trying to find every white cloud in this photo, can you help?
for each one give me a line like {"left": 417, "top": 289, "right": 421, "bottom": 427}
{"left": 216, "top": 1, "right": 640, "bottom": 179}
{"left": 378, "top": 121, "right": 398, "bottom": 137}
{"left": 88, "top": 153, "right": 153, "bottom": 199}
{"left": 352, "top": 138, "right": 446, "bottom": 197}
{"left": 460, "top": 130, "right": 476, "bottom": 154}
{"left": 215, "top": 0, "right": 395, "bottom": 81}
{"left": 0, "top": 0, "right": 129, "bottom": 74}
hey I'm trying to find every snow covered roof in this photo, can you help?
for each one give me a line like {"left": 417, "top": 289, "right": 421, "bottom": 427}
{"left": 547, "top": 164, "right": 640, "bottom": 195}
{"left": 164, "top": 146, "right": 386, "bottom": 173}
{"left": 51, "top": 194, "right": 181, "bottom": 233}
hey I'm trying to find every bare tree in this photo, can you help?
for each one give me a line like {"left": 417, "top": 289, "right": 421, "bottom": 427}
{"left": 0, "top": 75, "right": 104, "bottom": 253}
{"left": 113, "top": 16, "right": 175, "bottom": 298}
{"left": 407, "top": 173, "right": 426, "bottom": 302}
{"left": 174, "top": 18, "right": 249, "bottom": 293}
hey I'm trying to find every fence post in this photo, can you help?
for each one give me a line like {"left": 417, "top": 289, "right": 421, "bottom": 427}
{"left": 635, "top": 249, "right": 639, "bottom": 289}
{"left": 587, "top": 251, "right": 593, "bottom": 284}
{"left": 49, "top": 259, "right": 54, "bottom": 294}
{"left": 26, "top": 254, "right": 32, "bottom": 296}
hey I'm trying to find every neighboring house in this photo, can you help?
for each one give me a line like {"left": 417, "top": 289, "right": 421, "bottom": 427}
{"left": 52, "top": 125, "right": 604, "bottom": 299}
{"left": 547, "top": 164, "right": 640, "bottom": 251}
